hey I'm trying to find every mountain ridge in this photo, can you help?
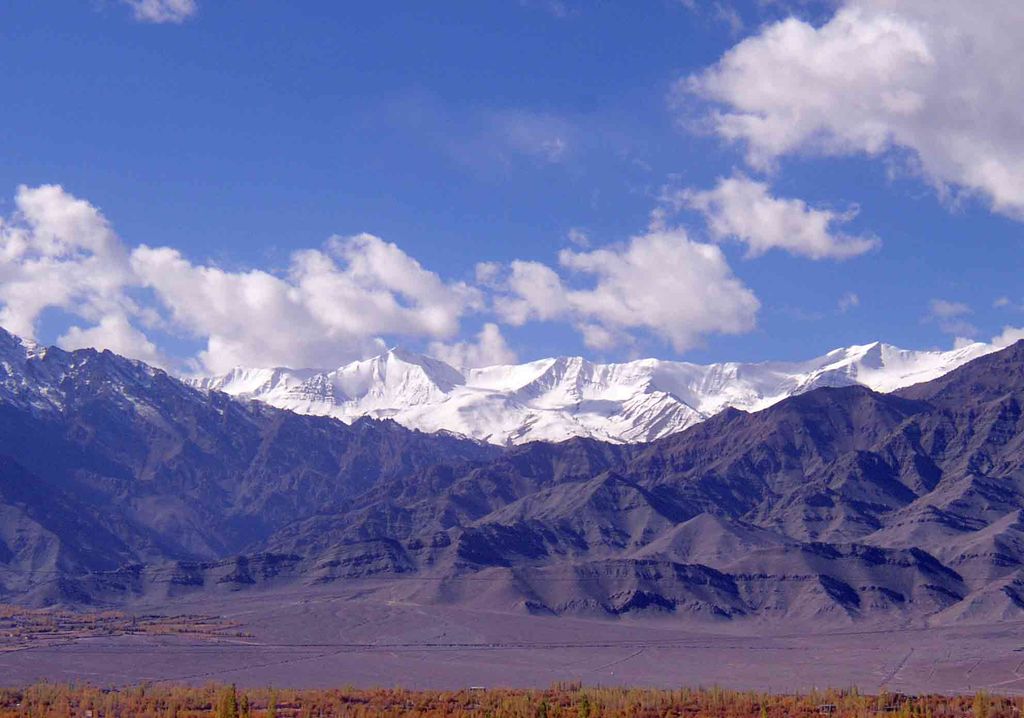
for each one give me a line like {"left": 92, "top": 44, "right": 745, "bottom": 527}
{"left": 189, "top": 340, "right": 1000, "bottom": 445}
{"left": 3, "top": 324, "right": 1024, "bottom": 629}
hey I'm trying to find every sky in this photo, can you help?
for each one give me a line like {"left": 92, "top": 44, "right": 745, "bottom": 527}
{"left": 1, "top": 0, "right": 1022, "bottom": 374}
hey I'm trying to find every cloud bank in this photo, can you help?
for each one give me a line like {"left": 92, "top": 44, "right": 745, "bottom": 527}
{"left": 0, "top": 185, "right": 766, "bottom": 372}
{"left": 0, "top": 186, "right": 481, "bottom": 373}
{"left": 685, "top": 0, "right": 1024, "bottom": 218}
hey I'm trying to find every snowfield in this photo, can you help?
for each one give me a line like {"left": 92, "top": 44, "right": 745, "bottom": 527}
{"left": 189, "top": 341, "right": 998, "bottom": 445}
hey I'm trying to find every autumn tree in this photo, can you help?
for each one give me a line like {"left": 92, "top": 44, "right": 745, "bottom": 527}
{"left": 217, "top": 684, "right": 239, "bottom": 718}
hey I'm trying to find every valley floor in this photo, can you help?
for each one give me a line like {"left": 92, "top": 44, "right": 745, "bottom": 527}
{"left": 1, "top": 585, "right": 1023, "bottom": 694}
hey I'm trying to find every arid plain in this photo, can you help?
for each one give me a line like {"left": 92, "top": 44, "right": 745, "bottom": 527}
{"left": 1, "top": 584, "right": 1023, "bottom": 694}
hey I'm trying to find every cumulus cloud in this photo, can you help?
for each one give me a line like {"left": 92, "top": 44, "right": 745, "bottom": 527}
{"left": 121, "top": 0, "right": 198, "bottom": 24}
{"left": 0, "top": 185, "right": 760, "bottom": 370}
{"left": 493, "top": 260, "right": 571, "bottom": 326}
{"left": 133, "top": 234, "right": 481, "bottom": 373}
{"left": 58, "top": 313, "right": 167, "bottom": 368}
{"left": 680, "top": 175, "right": 879, "bottom": 259}
{"left": 685, "top": 0, "right": 1024, "bottom": 218}
{"left": 0, "top": 185, "right": 483, "bottom": 374}
{"left": 429, "top": 323, "right": 518, "bottom": 368}
{"left": 0, "top": 184, "right": 137, "bottom": 341}
{"left": 493, "top": 229, "right": 759, "bottom": 352}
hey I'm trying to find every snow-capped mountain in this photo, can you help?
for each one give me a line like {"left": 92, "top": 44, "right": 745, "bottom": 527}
{"left": 0, "top": 324, "right": 174, "bottom": 417}
{"left": 189, "top": 340, "right": 999, "bottom": 445}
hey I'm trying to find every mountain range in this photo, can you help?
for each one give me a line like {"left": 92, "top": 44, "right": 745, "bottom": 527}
{"left": 190, "top": 341, "right": 998, "bottom": 445}
{"left": 3, "top": 325, "right": 1024, "bottom": 627}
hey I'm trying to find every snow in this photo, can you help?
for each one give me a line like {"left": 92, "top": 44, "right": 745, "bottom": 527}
{"left": 189, "top": 340, "right": 1000, "bottom": 446}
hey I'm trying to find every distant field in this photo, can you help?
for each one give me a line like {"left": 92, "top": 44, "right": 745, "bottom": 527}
{"left": 0, "top": 683, "right": 1016, "bottom": 717}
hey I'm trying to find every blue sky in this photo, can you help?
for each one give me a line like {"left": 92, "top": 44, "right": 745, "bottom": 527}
{"left": 1, "top": 0, "right": 1022, "bottom": 372}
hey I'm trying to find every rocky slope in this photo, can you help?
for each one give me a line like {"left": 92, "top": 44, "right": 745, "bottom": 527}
{"left": 190, "top": 341, "right": 997, "bottom": 445}
{"left": 3, "top": 326, "right": 1024, "bottom": 628}
{"left": 0, "top": 327, "right": 496, "bottom": 602}
{"left": 248, "top": 339, "right": 1024, "bottom": 625}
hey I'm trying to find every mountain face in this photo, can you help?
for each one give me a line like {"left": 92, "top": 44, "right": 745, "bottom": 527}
{"left": 0, "top": 328, "right": 496, "bottom": 602}
{"left": 190, "top": 341, "right": 997, "bottom": 445}
{"left": 270, "top": 342, "right": 1024, "bottom": 625}
{"left": 3, "top": 325, "right": 1024, "bottom": 629}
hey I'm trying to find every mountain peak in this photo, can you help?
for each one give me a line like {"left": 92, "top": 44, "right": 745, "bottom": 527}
{"left": 353, "top": 346, "right": 465, "bottom": 391}
{"left": 6, "top": 325, "right": 1008, "bottom": 446}
{"left": 851, "top": 341, "right": 885, "bottom": 369}
{"left": 0, "top": 326, "right": 42, "bottom": 362}
{"left": 381, "top": 345, "right": 418, "bottom": 361}
{"left": 192, "top": 337, "right": 1005, "bottom": 445}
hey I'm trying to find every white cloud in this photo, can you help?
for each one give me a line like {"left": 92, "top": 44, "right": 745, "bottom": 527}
{"left": 429, "top": 323, "right": 518, "bottom": 368}
{"left": 133, "top": 234, "right": 481, "bottom": 373}
{"left": 0, "top": 185, "right": 483, "bottom": 374}
{"left": 121, "top": 0, "right": 198, "bottom": 24}
{"left": 58, "top": 313, "right": 167, "bottom": 368}
{"left": 928, "top": 299, "right": 970, "bottom": 320}
{"left": 494, "top": 229, "right": 759, "bottom": 352}
{"left": 680, "top": 175, "right": 879, "bottom": 259}
{"left": 685, "top": 0, "right": 1024, "bottom": 218}
{"left": 992, "top": 326, "right": 1024, "bottom": 348}
{"left": 305, "top": 233, "right": 480, "bottom": 339}
{"left": 474, "top": 261, "right": 502, "bottom": 286}
{"left": 130, "top": 246, "right": 339, "bottom": 373}
{"left": 925, "top": 298, "right": 976, "bottom": 338}
{"left": 0, "top": 184, "right": 136, "bottom": 340}
{"left": 494, "top": 260, "right": 571, "bottom": 326}
{"left": 0, "top": 185, "right": 757, "bottom": 370}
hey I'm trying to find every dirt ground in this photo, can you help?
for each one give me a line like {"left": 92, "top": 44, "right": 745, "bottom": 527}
{"left": 0, "top": 584, "right": 1021, "bottom": 693}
